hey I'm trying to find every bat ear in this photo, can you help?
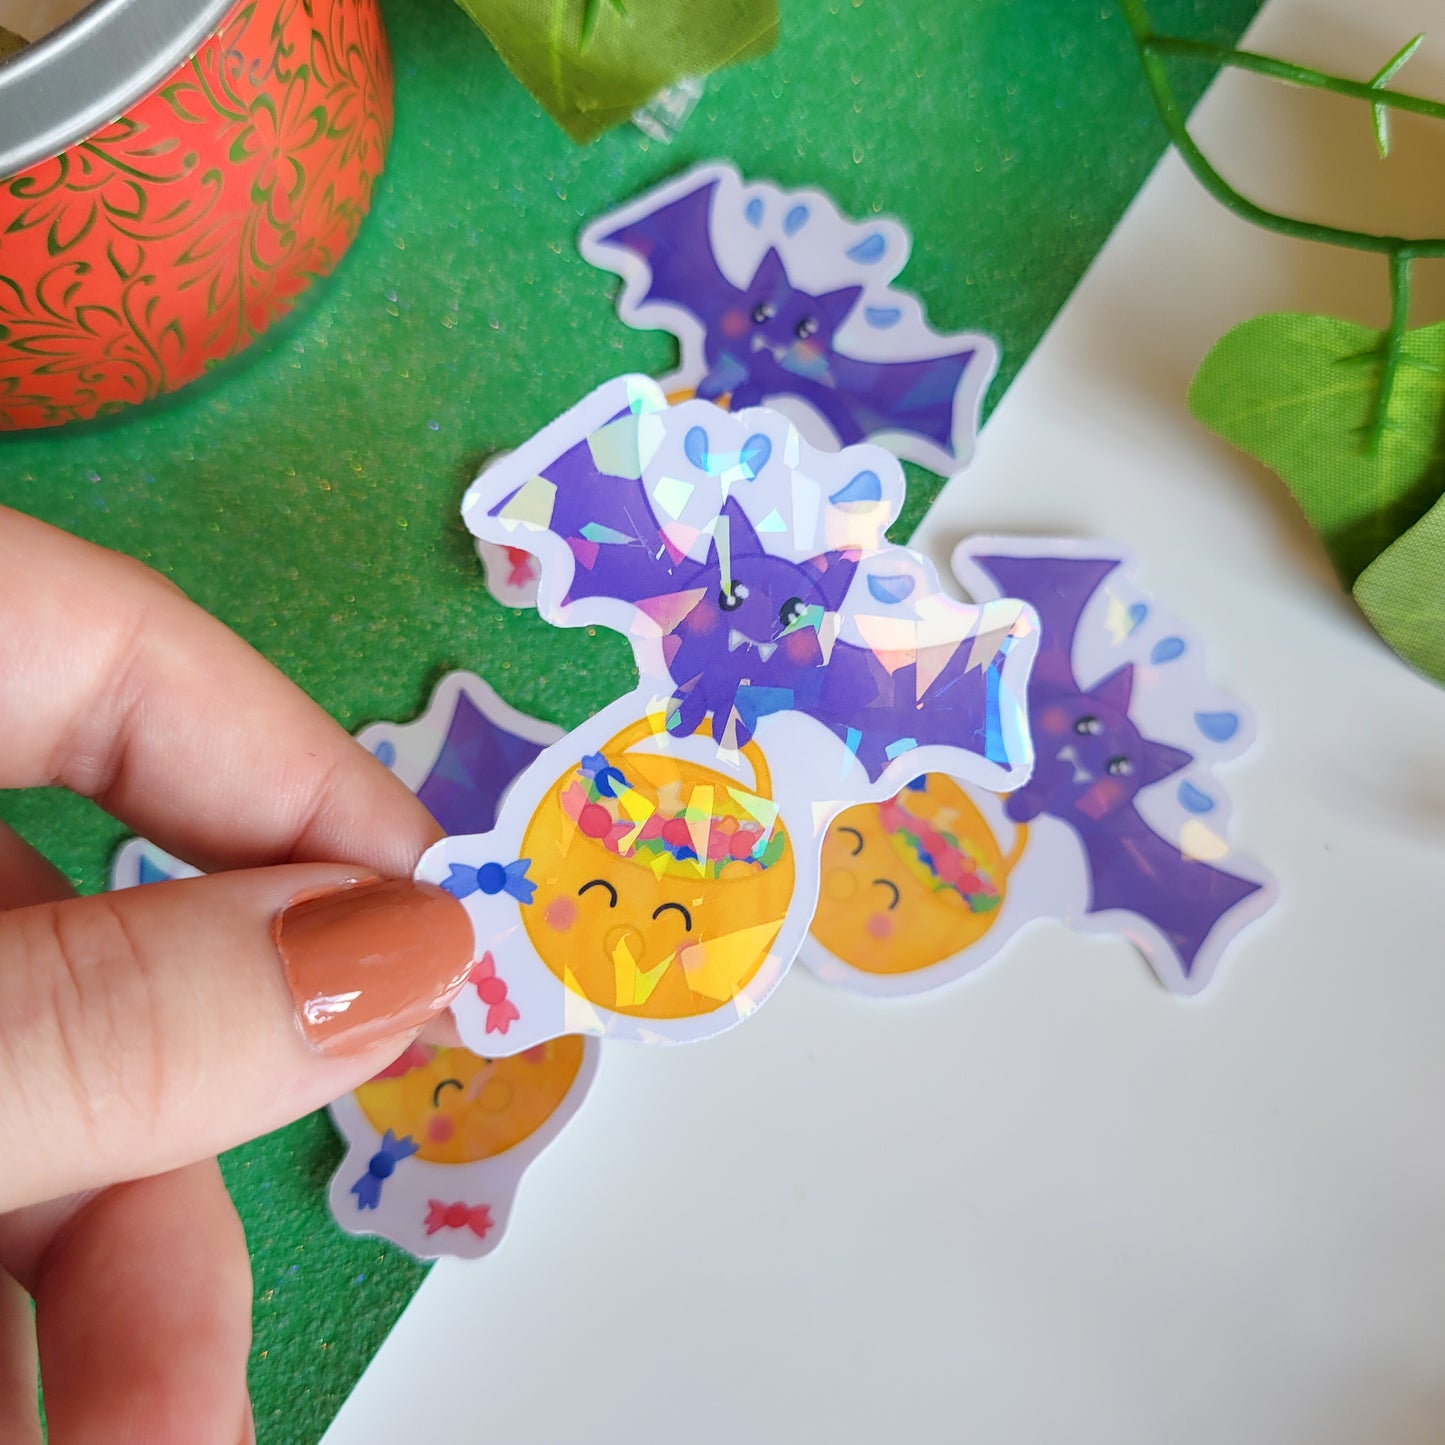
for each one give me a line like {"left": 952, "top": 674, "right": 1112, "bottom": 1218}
{"left": 719, "top": 496, "right": 765, "bottom": 557}
{"left": 1089, "top": 664, "right": 1134, "bottom": 714}
{"left": 751, "top": 247, "right": 787, "bottom": 293}
{"left": 816, "top": 285, "right": 862, "bottom": 328}
{"left": 1141, "top": 740, "right": 1193, "bottom": 786}
{"left": 803, "top": 550, "right": 859, "bottom": 612}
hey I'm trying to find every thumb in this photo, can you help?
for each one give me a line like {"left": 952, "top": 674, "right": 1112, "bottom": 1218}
{"left": 0, "top": 868, "right": 475, "bottom": 1211}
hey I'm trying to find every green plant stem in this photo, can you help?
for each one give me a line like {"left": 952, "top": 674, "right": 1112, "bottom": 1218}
{"left": 1366, "top": 248, "right": 1415, "bottom": 449}
{"left": 1370, "top": 34, "right": 1425, "bottom": 156}
{"left": 1117, "top": 0, "right": 1445, "bottom": 453}
{"left": 1143, "top": 35, "right": 1445, "bottom": 123}
{"left": 1117, "top": 0, "right": 1445, "bottom": 257}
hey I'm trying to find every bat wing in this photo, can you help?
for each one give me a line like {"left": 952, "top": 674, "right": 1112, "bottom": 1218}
{"left": 485, "top": 414, "right": 699, "bottom": 610}
{"left": 812, "top": 349, "right": 980, "bottom": 452}
{"left": 589, "top": 178, "right": 738, "bottom": 330}
{"left": 962, "top": 552, "right": 1120, "bottom": 691}
{"left": 415, "top": 689, "right": 551, "bottom": 836}
{"left": 1080, "top": 816, "right": 1264, "bottom": 979}
{"left": 815, "top": 610, "right": 1030, "bottom": 784}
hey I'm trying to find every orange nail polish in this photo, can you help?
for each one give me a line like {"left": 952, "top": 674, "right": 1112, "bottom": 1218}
{"left": 274, "top": 878, "right": 474, "bottom": 1055}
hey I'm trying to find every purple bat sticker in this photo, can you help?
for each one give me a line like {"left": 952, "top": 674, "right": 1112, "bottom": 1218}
{"left": 354, "top": 670, "right": 562, "bottom": 837}
{"left": 464, "top": 375, "right": 1037, "bottom": 789}
{"left": 801, "top": 538, "right": 1275, "bottom": 999}
{"left": 417, "top": 379, "right": 1039, "bottom": 1054}
{"left": 579, "top": 161, "right": 999, "bottom": 476}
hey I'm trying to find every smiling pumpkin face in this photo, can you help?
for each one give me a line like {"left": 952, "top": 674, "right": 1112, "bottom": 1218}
{"left": 518, "top": 733, "right": 794, "bottom": 1020}
{"left": 811, "top": 775, "right": 1019, "bottom": 976}
{"left": 353, "top": 1039, "right": 586, "bottom": 1165}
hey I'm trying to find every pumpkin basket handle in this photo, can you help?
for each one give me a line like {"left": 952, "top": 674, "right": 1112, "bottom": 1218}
{"left": 600, "top": 713, "right": 774, "bottom": 802}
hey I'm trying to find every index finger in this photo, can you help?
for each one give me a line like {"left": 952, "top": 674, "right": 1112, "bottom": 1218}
{"left": 0, "top": 505, "right": 440, "bottom": 876}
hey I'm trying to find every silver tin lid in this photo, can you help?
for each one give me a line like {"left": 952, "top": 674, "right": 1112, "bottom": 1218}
{"left": 0, "top": 0, "right": 238, "bottom": 180}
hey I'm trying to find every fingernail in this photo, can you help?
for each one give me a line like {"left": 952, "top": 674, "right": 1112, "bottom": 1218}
{"left": 275, "top": 878, "right": 475, "bottom": 1055}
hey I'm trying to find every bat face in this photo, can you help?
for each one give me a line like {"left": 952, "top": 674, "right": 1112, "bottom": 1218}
{"left": 708, "top": 247, "right": 863, "bottom": 397}
{"left": 517, "top": 738, "right": 795, "bottom": 1021}
{"left": 812, "top": 775, "right": 1014, "bottom": 976}
{"left": 668, "top": 533, "right": 855, "bottom": 738}
{"left": 353, "top": 1040, "right": 586, "bottom": 1165}
{"left": 1011, "top": 673, "right": 1191, "bottom": 827}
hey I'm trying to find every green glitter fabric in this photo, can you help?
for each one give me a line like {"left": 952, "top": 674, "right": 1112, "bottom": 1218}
{"left": 0, "top": 0, "right": 1260, "bottom": 1439}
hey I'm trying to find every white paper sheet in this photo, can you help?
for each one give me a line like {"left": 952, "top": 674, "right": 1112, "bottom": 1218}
{"left": 322, "top": 2, "right": 1445, "bottom": 1440}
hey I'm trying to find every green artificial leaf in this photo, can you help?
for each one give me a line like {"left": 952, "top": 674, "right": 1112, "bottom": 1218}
{"left": 1354, "top": 489, "right": 1445, "bottom": 685}
{"left": 452, "top": 0, "right": 778, "bottom": 142}
{"left": 1189, "top": 312, "right": 1445, "bottom": 586}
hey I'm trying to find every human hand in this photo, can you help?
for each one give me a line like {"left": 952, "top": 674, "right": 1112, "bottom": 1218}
{"left": 0, "top": 507, "right": 475, "bottom": 1444}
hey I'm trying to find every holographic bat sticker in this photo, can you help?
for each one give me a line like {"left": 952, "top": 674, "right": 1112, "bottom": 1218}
{"left": 113, "top": 673, "right": 599, "bottom": 1262}
{"left": 579, "top": 161, "right": 998, "bottom": 476}
{"left": 802, "top": 538, "right": 1275, "bottom": 998}
{"left": 416, "top": 376, "right": 1039, "bottom": 1053}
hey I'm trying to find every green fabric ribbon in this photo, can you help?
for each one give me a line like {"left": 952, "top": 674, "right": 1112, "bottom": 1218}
{"left": 452, "top": 0, "right": 779, "bottom": 141}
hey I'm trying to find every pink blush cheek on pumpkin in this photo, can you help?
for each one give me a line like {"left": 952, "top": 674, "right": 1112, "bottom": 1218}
{"left": 545, "top": 896, "right": 577, "bottom": 932}
{"left": 867, "top": 912, "right": 893, "bottom": 940}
